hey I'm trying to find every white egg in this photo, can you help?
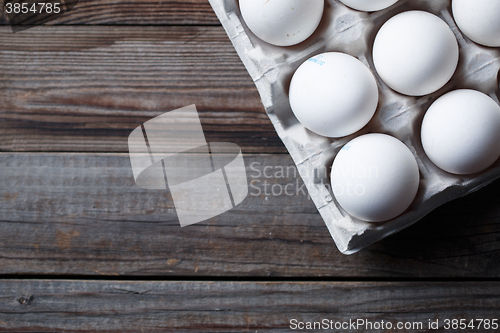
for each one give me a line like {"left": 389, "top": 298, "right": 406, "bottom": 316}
{"left": 452, "top": 0, "right": 500, "bottom": 47}
{"left": 239, "top": 0, "right": 324, "bottom": 47}
{"left": 421, "top": 89, "right": 500, "bottom": 175}
{"left": 289, "top": 52, "right": 379, "bottom": 138}
{"left": 373, "top": 11, "right": 459, "bottom": 96}
{"left": 331, "top": 134, "right": 420, "bottom": 222}
{"left": 338, "top": 0, "right": 398, "bottom": 12}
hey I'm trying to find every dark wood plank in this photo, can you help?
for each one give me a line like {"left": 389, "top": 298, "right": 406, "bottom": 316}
{"left": 0, "top": 280, "right": 499, "bottom": 332}
{"left": 0, "top": 152, "right": 499, "bottom": 277}
{"left": 0, "top": 26, "right": 285, "bottom": 154}
{"left": 0, "top": 0, "right": 220, "bottom": 26}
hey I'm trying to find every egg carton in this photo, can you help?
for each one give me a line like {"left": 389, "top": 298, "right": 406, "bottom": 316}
{"left": 208, "top": 0, "right": 500, "bottom": 254}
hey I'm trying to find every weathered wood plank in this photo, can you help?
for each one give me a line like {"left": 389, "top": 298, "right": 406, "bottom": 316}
{"left": 0, "top": 25, "right": 285, "bottom": 154}
{"left": 0, "top": 0, "right": 220, "bottom": 26}
{"left": 0, "top": 152, "right": 499, "bottom": 277}
{"left": 0, "top": 280, "right": 499, "bottom": 332}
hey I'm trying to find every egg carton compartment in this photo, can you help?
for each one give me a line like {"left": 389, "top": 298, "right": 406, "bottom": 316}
{"left": 209, "top": 0, "right": 500, "bottom": 254}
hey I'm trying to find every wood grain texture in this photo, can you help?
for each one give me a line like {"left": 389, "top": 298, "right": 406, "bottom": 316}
{"left": 0, "top": 25, "right": 285, "bottom": 154}
{"left": 0, "top": 280, "right": 499, "bottom": 332}
{"left": 0, "top": 0, "right": 220, "bottom": 26}
{"left": 0, "top": 152, "right": 499, "bottom": 278}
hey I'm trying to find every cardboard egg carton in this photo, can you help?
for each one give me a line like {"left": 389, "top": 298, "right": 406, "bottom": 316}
{"left": 209, "top": 0, "right": 500, "bottom": 254}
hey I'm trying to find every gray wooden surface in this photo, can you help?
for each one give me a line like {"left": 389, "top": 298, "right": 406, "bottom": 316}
{"left": 0, "top": 0, "right": 499, "bottom": 331}
{"left": 1, "top": 280, "right": 499, "bottom": 332}
{"left": 0, "top": 0, "right": 218, "bottom": 25}
{"left": 0, "top": 26, "right": 282, "bottom": 154}
{"left": 0, "top": 153, "right": 499, "bottom": 278}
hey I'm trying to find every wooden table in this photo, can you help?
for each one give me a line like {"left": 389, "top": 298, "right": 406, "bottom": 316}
{"left": 0, "top": 1, "right": 499, "bottom": 331}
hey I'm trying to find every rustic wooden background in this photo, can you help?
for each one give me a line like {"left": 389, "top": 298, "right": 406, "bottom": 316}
{"left": 0, "top": 0, "right": 499, "bottom": 331}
